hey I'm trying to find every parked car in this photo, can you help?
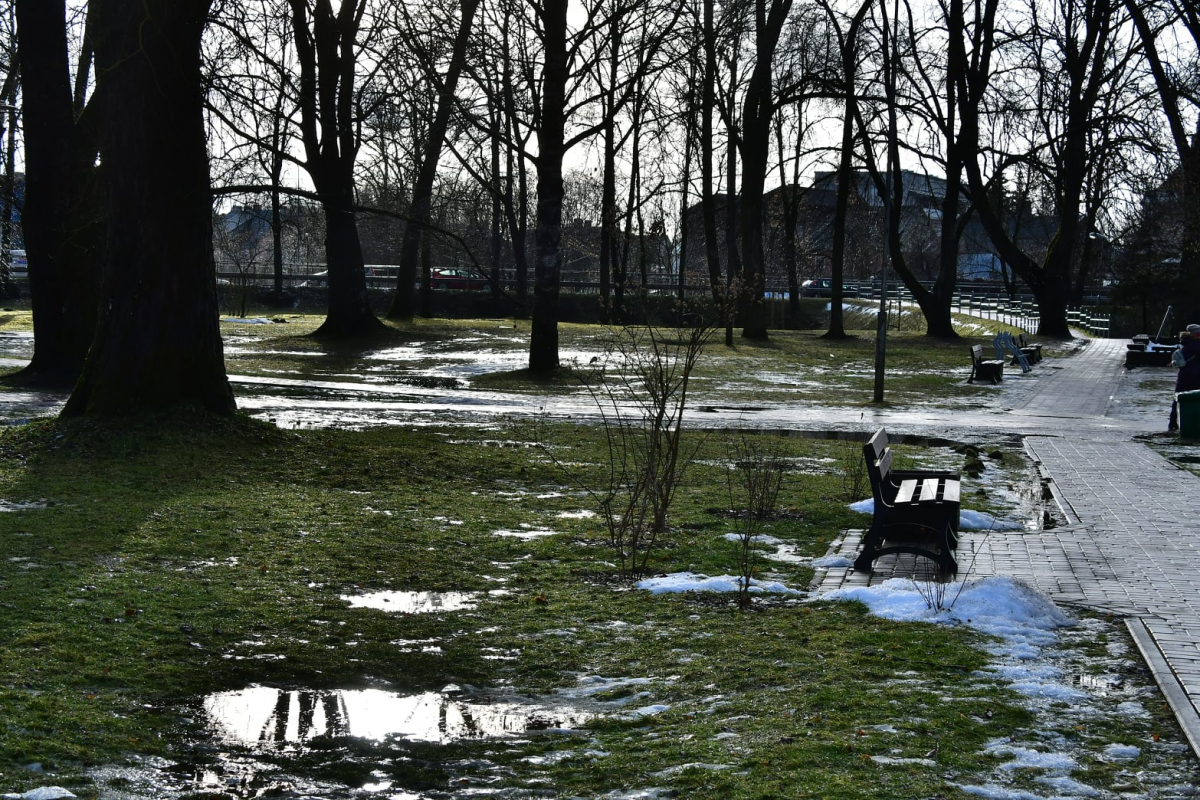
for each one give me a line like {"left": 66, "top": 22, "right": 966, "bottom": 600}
{"left": 800, "top": 278, "right": 833, "bottom": 298}
{"left": 431, "top": 268, "right": 487, "bottom": 291}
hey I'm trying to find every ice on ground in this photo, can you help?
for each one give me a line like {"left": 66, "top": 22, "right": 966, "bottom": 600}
{"left": 1034, "top": 774, "right": 1103, "bottom": 796}
{"left": 848, "top": 499, "right": 1023, "bottom": 530}
{"left": 222, "top": 317, "right": 273, "bottom": 325}
{"left": 819, "top": 576, "right": 1072, "bottom": 641}
{"left": 721, "top": 533, "right": 784, "bottom": 545}
{"left": 652, "top": 763, "right": 733, "bottom": 777}
{"left": 959, "top": 510, "right": 1025, "bottom": 531}
{"left": 812, "top": 555, "right": 854, "bottom": 568}
{"left": 2, "top": 790, "right": 78, "bottom": 800}
{"left": 986, "top": 741, "right": 1077, "bottom": 771}
{"left": 1101, "top": 743, "right": 1141, "bottom": 761}
{"left": 953, "top": 785, "right": 1047, "bottom": 799}
{"left": 636, "top": 572, "right": 803, "bottom": 596}
{"left": 1116, "top": 701, "right": 1150, "bottom": 718}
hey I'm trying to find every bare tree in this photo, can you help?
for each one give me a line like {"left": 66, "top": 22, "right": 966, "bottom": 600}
{"left": 385, "top": 0, "right": 481, "bottom": 320}
{"left": 286, "top": 0, "right": 385, "bottom": 337}
{"left": 63, "top": 0, "right": 234, "bottom": 416}
{"left": 10, "top": 0, "right": 102, "bottom": 388}
{"left": 1125, "top": 0, "right": 1200, "bottom": 324}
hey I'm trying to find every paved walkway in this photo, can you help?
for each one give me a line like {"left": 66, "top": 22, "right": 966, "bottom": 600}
{"left": 814, "top": 337, "right": 1200, "bottom": 755}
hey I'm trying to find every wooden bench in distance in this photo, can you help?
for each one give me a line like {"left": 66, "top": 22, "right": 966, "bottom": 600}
{"left": 1016, "top": 334, "right": 1042, "bottom": 364}
{"left": 969, "top": 345, "right": 1004, "bottom": 384}
{"left": 854, "top": 428, "right": 961, "bottom": 576}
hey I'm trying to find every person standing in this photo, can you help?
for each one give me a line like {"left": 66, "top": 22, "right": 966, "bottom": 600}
{"left": 1169, "top": 323, "right": 1200, "bottom": 431}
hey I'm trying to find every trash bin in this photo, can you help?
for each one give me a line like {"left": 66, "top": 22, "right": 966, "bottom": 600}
{"left": 1178, "top": 390, "right": 1200, "bottom": 439}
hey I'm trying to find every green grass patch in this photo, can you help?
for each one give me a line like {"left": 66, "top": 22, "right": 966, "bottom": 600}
{"left": 1, "top": 415, "right": 1192, "bottom": 797}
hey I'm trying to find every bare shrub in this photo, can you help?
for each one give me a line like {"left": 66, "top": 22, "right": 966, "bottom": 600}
{"left": 574, "top": 311, "right": 715, "bottom": 577}
{"left": 726, "top": 435, "right": 786, "bottom": 607}
{"left": 839, "top": 438, "right": 869, "bottom": 503}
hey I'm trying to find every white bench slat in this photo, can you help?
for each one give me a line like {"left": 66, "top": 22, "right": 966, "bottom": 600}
{"left": 920, "top": 478, "right": 940, "bottom": 502}
{"left": 896, "top": 479, "right": 918, "bottom": 504}
{"left": 942, "top": 479, "right": 961, "bottom": 503}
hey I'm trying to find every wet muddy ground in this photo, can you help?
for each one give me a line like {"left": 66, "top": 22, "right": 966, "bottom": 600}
{"left": 3, "top": 324, "right": 1198, "bottom": 798}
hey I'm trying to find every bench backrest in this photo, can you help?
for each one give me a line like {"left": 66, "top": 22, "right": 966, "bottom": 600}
{"left": 862, "top": 429, "right": 893, "bottom": 505}
{"left": 971, "top": 344, "right": 984, "bottom": 364}
{"left": 864, "top": 427, "right": 888, "bottom": 465}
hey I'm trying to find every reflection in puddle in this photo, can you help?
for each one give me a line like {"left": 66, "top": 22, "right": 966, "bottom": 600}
{"left": 342, "top": 590, "right": 480, "bottom": 613}
{"left": 204, "top": 686, "right": 594, "bottom": 745}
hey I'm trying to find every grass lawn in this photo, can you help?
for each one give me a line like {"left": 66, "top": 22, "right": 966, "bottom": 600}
{"left": 0, "top": 305, "right": 1195, "bottom": 798}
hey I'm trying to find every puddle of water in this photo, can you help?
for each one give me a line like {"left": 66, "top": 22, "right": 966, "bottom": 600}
{"left": 341, "top": 590, "right": 480, "bottom": 613}
{"left": 203, "top": 686, "right": 594, "bottom": 746}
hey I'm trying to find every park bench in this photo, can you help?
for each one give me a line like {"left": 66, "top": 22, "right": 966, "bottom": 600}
{"left": 994, "top": 332, "right": 1032, "bottom": 372}
{"left": 968, "top": 344, "right": 1005, "bottom": 384}
{"left": 1016, "top": 334, "right": 1042, "bottom": 364}
{"left": 1126, "top": 337, "right": 1179, "bottom": 368}
{"left": 853, "top": 428, "right": 961, "bottom": 576}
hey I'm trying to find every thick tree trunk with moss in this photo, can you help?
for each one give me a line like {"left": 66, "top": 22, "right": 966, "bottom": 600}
{"left": 63, "top": 0, "right": 234, "bottom": 416}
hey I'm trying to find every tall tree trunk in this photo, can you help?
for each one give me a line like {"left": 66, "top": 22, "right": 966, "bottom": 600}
{"left": 739, "top": 0, "right": 791, "bottom": 341}
{"left": 529, "top": 0, "right": 567, "bottom": 372}
{"left": 725, "top": 45, "right": 740, "bottom": 345}
{"left": 63, "top": 0, "right": 234, "bottom": 416}
{"left": 678, "top": 66, "right": 696, "bottom": 306}
{"left": 489, "top": 80, "right": 503, "bottom": 296}
{"left": 776, "top": 114, "right": 802, "bottom": 328}
{"left": 288, "top": 0, "right": 382, "bottom": 338}
{"left": 824, "top": 0, "right": 872, "bottom": 340}
{"left": 701, "top": 0, "right": 723, "bottom": 303}
{"left": 387, "top": 0, "right": 480, "bottom": 320}
{"left": 599, "top": 16, "right": 621, "bottom": 323}
{"left": 500, "top": 15, "right": 530, "bottom": 307}
{"left": 12, "top": 0, "right": 101, "bottom": 387}
{"left": 826, "top": 88, "right": 856, "bottom": 339}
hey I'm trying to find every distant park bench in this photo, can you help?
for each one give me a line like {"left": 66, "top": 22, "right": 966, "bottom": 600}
{"left": 1126, "top": 335, "right": 1179, "bottom": 368}
{"left": 968, "top": 344, "right": 1005, "bottom": 384}
{"left": 994, "top": 332, "right": 1033, "bottom": 372}
{"left": 1016, "top": 334, "right": 1042, "bottom": 364}
{"left": 854, "top": 428, "right": 961, "bottom": 576}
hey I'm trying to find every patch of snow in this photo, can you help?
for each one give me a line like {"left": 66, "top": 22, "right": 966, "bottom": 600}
{"left": 1116, "top": 701, "right": 1149, "bottom": 718}
{"left": 636, "top": 571, "right": 803, "bottom": 596}
{"left": 652, "top": 763, "right": 733, "bottom": 777}
{"left": 1101, "top": 743, "right": 1141, "bottom": 761}
{"left": 869, "top": 755, "right": 937, "bottom": 767}
{"left": 601, "top": 790, "right": 674, "bottom": 799}
{"left": 848, "top": 499, "right": 1023, "bottom": 530}
{"left": 2, "top": 790, "right": 78, "bottom": 800}
{"left": 985, "top": 741, "right": 1077, "bottom": 771}
{"left": 1033, "top": 774, "right": 1103, "bottom": 796}
{"left": 221, "top": 317, "right": 273, "bottom": 325}
{"left": 812, "top": 555, "right": 854, "bottom": 568}
{"left": 951, "top": 784, "right": 1048, "bottom": 799}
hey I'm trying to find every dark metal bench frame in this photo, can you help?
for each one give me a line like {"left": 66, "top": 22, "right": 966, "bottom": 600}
{"left": 968, "top": 344, "right": 1004, "bottom": 384}
{"left": 1016, "top": 334, "right": 1042, "bottom": 364}
{"left": 854, "top": 428, "right": 961, "bottom": 576}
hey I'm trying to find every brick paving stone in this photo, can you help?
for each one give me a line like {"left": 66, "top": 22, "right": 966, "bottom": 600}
{"left": 812, "top": 337, "right": 1200, "bottom": 756}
